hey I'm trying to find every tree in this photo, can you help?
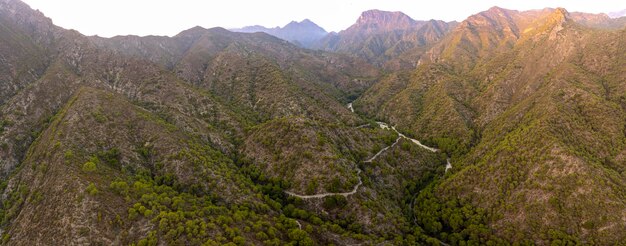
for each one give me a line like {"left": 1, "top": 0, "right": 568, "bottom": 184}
{"left": 232, "top": 236, "right": 245, "bottom": 245}
{"left": 288, "top": 229, "right": 313, "bottom": 245}
{"left": 323, "top": 195, "right": 347, "bottom": 209}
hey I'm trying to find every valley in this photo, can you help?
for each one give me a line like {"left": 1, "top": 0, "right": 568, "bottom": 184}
{"left": 0, "top": 0, "right": 625, "bottom": 244}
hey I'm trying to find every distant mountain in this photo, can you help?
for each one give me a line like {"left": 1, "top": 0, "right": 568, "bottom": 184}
{"left": 231, "top": 19, "right": 327, "bottom": 48}
{"left": 608, "top": 9, "right": 626, "bottom": 18}
{"left": 570, "top": 11, "right": 626, "bottom": 29}
{"left": 314, "top": 10, "right": 457, "bottom": 69}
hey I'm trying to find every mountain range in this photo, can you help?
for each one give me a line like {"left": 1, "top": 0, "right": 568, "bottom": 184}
{"left": 1, "top": 0, "right": 626, "bottom": 244}
{"left": 313, "top": 10, "right": 458, "bottom": 69}
{"left": 231, "top": 19, "right": 328, "bottom": 48}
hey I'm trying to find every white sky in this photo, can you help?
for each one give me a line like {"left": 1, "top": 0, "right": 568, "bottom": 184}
{"left": 21, "top": 0, "right": 625, "bottom": 37}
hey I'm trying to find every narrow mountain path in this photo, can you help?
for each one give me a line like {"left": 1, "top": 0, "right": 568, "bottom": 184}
{"left": 365, "top": 136, "right": 402, "bottom": 163}
{"left": 374, "top": 122, "right": 438, "bottom": 153}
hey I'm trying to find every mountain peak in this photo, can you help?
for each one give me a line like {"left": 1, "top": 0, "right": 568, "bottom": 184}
{"left": 353, "top": 9, "right": 417, "bottom": 32}
{"left": 357, "top": 9, "right": 413, "bottom": 24}
{"left": 552, "top": 7, "right": 569, "bottom": 17}
{"left": 547, "top": 7, "right": 570, "bottom": 25}
{"left": 461, "top": 6, "right": 516, "bottom": 31}
{"left": 174, "top": 25, "right": 209, "bottom": 39}
{"left": 486, "top": 6, "right": 506, "bottom": 13}
{"left": 284, "top": 19, "right": 325, "bottom": 31}
{"left": 481, "top": 6, "right": 518, "bottom": 19}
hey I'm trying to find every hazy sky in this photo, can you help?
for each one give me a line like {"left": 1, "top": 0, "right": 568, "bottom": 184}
{"left": 21, "top": 0, "right": 625, "bottom": 37}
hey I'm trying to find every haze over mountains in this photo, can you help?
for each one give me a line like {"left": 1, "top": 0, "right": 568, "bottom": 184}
{"left": 1, "top": 0, "right": 626, "bottom": 245}
{"left": 609, "top": 9, "right": 626, "bottom": 18}
{"left": 231, "top": 19, "right": 328, "bottom": 48}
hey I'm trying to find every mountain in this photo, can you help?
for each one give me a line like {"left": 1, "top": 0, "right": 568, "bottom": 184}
{"left": 356, "top": 6, "right": 626, "bottom": 244}
{"left": 231, "top": 19, "right": 328, "bottom": 48}
{"left": 0, "top": 0, "right": 395, "bottom": 244}
{"left": 0, "top": 0, "right": 447, "bottom": 245}
{"left": 570, "top": 11, "right": 626, "bottom": 29}
{"left": 2, "top": 0, "right": 626, "bottom": 244}
{"left": 314, "top": 10, "right": 458, "bottom": 69}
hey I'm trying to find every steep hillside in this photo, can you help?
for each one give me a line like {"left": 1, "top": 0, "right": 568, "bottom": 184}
{"left": 91, "top": 26, "right": 379, "bottom": 102}
{"left": 356, "top": 6, "right": 626, "bottom": 244}
{"left": 0, "top": 11, "right": 49, "bottom": 105}
{"left": 0, "top": 0, "right": 444, "bottom": 244}
{"left": 2, "top": 87, "right": 257, "bottom": 244}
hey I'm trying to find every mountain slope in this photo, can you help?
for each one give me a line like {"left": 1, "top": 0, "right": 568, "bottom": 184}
{"left": 569, "top": 12, "right": 626, "bottom": 29}
{"left": 356, "top": 7, "right": 626, "bottom": 244}
{"left": 91, "top": 26, "right": 379, "bottom": 102}
{"left": 0, "top": 0, "right": 443, "bottom": 244}
{"left": 2, "top": 87, "right": 258, "bottom": 244}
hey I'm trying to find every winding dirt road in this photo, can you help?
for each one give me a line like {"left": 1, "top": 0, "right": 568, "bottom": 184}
{"left": 283, "top": 104, "right": 449, "bottom": 199}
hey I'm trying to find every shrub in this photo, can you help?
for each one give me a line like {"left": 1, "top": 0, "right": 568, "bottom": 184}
{"left": 110, "top": 181, "right": 129, "bottom": 196}
{"left": 144, "top": 209, "right": 154, "bottom": 217}
{"left": 232, "top": 236, "right": 245, "bottom": 245}
{"left": 82, "top": 161, "right": 97, "bottom": 172}
{"left": 287, "top": 229, "right": 313, "bottom": 245}
{"left": 64, "top": 150, "right": 74, "bottom": 161}
{"left": 86, "top": 183, "right": 98, "bottom": 196}
{"left": 98, "top": 148, "right": 121, "bottom": 167}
